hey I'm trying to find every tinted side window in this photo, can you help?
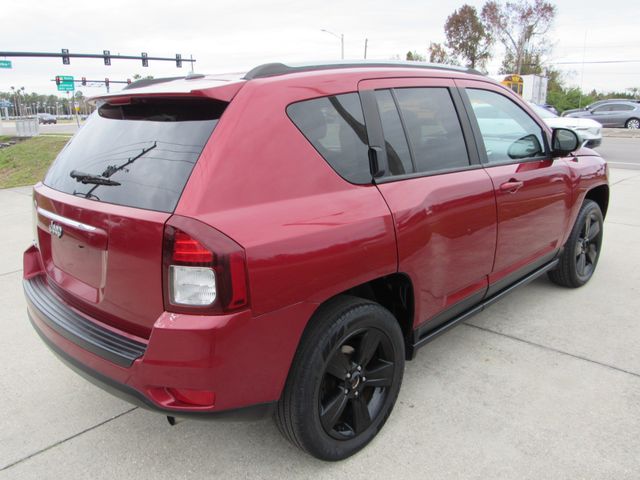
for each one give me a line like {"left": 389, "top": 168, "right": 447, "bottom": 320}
{"left": 394, "top": 88, "right": 470, "bottom": 173}
{"left": 466, "top": 89, "right": 546, "bottom": 164}
{"left": 374, "top": 90, "right": 412, "bottom": 175}
{"left": 609, "top": 104, "right": 634, "bottom": 111}
{"left": 287, "top": 93, "right": 371, "bottom": 184}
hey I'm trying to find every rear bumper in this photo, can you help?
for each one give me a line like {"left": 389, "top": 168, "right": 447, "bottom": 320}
{"left": 24, "top": 266, "right": 316, "bottom": 417}
{"left": 28, "top": 310, "right": 274, "bottom": 420}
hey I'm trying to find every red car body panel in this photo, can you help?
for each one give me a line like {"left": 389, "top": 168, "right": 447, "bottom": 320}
{"left": 376, "top": 170, "right": 496, "bottom": 328}
{"left": 23, "top": 66, "right": 609, "bottom": 415}
{"left": 33, "top": 184, "right": 169, "bottom": 338}
{"left": 176, "top": 76, "right": 398, "bottom": 315}
{"left": 25, "top": 244, "right": 317, "bottom": 411}
{"left": 484, "top": 158, "right": 574, "bottom": 284}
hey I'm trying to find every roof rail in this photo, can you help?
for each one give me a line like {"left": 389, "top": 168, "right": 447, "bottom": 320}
{"left": 243, "top": 61, "right": 483, "bottom": 80}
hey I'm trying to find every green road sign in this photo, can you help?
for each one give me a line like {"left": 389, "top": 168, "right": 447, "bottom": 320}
{"left": 0, "top": 60, "right": 12, "bottom": 69}
{"left": 56, "top": 75, "right": 75, "bottom": 91}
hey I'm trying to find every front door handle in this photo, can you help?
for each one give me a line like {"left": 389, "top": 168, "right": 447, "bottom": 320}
{"left": 499, "top": 180, "right": 524, "bottom": 193}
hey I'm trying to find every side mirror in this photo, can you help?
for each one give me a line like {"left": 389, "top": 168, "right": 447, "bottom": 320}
{"left": 552, "top": 128, "right": 580, "bottom": 156}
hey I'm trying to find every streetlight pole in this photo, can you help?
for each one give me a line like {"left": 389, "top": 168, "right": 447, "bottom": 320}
{"left": 321, "top": 29, "right": 344, "bottom": 60}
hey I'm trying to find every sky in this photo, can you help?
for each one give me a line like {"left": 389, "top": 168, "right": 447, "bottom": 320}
{"left": 1, "top": 0, "right": 639, "bottom": 98}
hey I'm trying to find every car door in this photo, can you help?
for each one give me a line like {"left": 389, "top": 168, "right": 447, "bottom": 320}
{"left": 589, "top": 104, "right": 616, "bottom": 126}
{"left": 359, "top": 77, "right": 497, "bottom": 333}
{"left": 607, "top": 103, "right": 636, "bottom": 127}
{"left": 456, "top": 79, "right": 573, "bottom": 295}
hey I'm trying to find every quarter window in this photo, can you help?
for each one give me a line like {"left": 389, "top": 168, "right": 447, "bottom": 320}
{"left": 466, "top": 88, "right": 546, "bottom": 164}
{"left": 287, "top": 93, "right": 371, "bottom": 184}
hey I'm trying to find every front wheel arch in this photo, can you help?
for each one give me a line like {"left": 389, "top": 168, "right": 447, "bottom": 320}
{"left": 585, "top": 184, "right": 609, "bottom": 219}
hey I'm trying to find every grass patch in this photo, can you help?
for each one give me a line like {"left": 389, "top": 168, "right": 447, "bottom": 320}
{"left": 0, "top": 136, "right": 69, "bottom": 188}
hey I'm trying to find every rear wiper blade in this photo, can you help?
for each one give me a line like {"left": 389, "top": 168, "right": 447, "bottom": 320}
{"left": 70, "top": 170, "right": 121, "bottom": 186}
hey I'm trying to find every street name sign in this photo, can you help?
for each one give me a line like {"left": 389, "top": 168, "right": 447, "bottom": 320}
{"left": 57, "top": 75, "right": 75, "bottom": 91}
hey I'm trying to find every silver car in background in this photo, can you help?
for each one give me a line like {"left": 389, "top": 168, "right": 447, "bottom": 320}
{"left": 528, "top": 102, "right": 603, "bottom": 148}
{"left": 563, "top": 100, "right": 640, "bottom": 129}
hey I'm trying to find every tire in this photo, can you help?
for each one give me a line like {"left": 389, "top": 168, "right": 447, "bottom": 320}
{"left": 548, "top": 199, "right": 603, "bottom": 288}
{"left": 626, "top": 118, "right": 640, "bottom": 129}
{"left": 275, "top": 295, "right": 405, "bottom": 461}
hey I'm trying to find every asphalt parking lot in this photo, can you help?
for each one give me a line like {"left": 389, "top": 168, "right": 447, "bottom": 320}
{"left": 1, "top": 166, "right": 639, "bottom": 479}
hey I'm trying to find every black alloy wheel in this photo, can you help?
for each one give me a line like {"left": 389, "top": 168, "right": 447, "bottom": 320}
{"left": 319, "top": 327, "right": 396, "bottom": 440}
{"left": 275, "top": 296, "right": 405, "bottom": 461}
{"left": 574, "top": 209, "right": 601, "bottom": 280}
{"left": 549, "top": 199, "right": 604, "bottom": 288}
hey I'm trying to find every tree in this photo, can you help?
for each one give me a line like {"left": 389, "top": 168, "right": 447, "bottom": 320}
{"left": 428, "top": 42, "right": 458, "bottom": 65}
{"left": 444, "top": 4, "right": 492, "bottom": 70}
{"left": 481, "top": 0, "right": 555, "bottom": 74}
{"left": 406, "top": 51, "right": 426, "bottom": 61}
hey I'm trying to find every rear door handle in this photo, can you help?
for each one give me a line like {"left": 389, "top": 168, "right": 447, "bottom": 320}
{"left": 499, "top": 180, "right": 524, "bottom": 193}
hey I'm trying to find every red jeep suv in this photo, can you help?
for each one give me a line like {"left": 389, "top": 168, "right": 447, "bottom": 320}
{"left": 23, "top": 62, "right": 608, "bottom": 460}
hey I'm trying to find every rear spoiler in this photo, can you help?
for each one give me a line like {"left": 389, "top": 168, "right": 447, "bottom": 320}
{"left": 88, "top": 73, "right": 246, "bottom": 105}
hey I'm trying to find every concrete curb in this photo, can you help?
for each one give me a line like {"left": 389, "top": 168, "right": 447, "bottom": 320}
{"left": 602, "top": 128, "right": 640, "bottom": 138}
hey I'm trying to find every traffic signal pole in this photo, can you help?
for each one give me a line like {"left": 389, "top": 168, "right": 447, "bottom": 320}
{"left": 0, "top": 50, "right": 194, "bottom": 68}
{"left": 66, "top": 91, "right": 80, "bottom": 127}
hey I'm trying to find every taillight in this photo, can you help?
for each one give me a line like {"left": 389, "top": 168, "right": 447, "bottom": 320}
{"left": 172, "top": 231, "right": 214, "bottom": 263}
{"left": 163, "top": 216, "right": 249, "bottom": 314}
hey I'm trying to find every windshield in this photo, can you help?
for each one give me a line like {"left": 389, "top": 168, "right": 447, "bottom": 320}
{"left": 527, "top": 102, "right": 557, "bottom": 119}
{"left": 44, "top": 97, "right": 226, "bottom": 212}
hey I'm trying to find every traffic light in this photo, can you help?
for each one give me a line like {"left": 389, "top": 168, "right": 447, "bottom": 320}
{"left": 141, "top": 52, "right": 148, "bottom": 67}
{"left": 55, "top": 76, "right": 61, "bottom": 86}
{"left": 105, "top": 78, "right": 110, "bottom": 88}
{"left": 61, "top": 48, "right": 70, "bottom": 65}
{"left": 81, "top": 77, "right": 86, "bottom": 86}
{"left": 176, "top": 54, "right": 182, "bottom": 68}
{"left": 103, "top": 50, "right": 111, "bottom": 66}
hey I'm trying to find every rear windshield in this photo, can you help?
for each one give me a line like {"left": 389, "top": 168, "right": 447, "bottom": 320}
{"left": 44, "top": 97, "right": 225, "bottom": 212}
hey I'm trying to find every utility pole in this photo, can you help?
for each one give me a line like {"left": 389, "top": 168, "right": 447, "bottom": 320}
{"left": 364, "top": 38, "right": 368, "bottom": 59}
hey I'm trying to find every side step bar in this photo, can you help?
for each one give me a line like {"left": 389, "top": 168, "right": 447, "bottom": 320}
{"left": 409, "top": 258, "right": 559, "bottom": 358}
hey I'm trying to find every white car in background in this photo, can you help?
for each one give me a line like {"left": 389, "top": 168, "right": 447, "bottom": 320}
{"left": 528, "top": 102, "right": 602, "bottom": 148}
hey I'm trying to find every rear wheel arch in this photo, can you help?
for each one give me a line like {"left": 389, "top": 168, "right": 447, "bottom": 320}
{"left": 339, "top": 273, "right": 415, "bottom": 356}
{"left": 625, "top": 117, "right": 640, "bottom": 129}
{"left": 296, "top": 273, "right": 415, "bottom": 365}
